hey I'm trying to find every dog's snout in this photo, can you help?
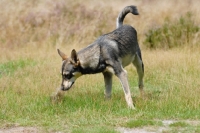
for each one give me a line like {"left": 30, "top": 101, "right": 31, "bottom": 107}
{"left": 60, "top": 85, "right": 65, "bottom": 91}
{"left": 60, "top": 81, "right": 74, "bottom": 91}
{"left": 61, "top": 87, "right": 65, "bottom": 91}
{"left": 60, "top": 85, "right": 68, "bottom": 91}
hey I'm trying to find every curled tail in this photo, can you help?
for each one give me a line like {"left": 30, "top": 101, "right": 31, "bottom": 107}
{"left": 116, "top": 5, "right": 139, "bottom": 28}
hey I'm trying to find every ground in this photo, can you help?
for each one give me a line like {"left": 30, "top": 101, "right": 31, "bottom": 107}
{"left": 1, "top": 120, "right": 200, "bottom": 133}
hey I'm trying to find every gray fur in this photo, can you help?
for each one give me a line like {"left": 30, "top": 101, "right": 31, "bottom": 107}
{"left": 57, "top": 5, "right": 144, "bottom": 109}
{"left": 116, "top": 5, "right": 139, "bottom": 28}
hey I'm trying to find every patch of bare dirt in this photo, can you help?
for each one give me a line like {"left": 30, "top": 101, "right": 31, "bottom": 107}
{"left": 117, "top": 120, "right": 200, "bottom": 133}
{"left": 0, "top": 126, "right": 39, "bottom": 133}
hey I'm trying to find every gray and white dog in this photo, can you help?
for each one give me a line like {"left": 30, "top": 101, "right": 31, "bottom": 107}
{"left": 56, "top": 5, "right": 144, "bottom": 109}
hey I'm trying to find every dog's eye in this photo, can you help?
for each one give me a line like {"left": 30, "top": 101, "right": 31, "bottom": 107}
{"left": 63, "top": 74, "right": 71, "bottom": 79}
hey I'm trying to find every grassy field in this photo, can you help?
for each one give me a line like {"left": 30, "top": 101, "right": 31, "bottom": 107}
{"left": 0, "top": 0, "right": 200, "bottom": 132}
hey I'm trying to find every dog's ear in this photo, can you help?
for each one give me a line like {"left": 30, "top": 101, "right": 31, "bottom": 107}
{"left": 71, "top": 49, "right": 80, "bottom": 67}
{"left": 71, "top": 49, "right": 78, "bottom": 62}
{"left": 57, "top": 49, "right": 67, "bottom": 60}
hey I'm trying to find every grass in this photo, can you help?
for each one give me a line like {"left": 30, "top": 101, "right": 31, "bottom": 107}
{"left": 169, "top": 122, "right": 190, "bottom": 127}
{"left": 1, "top": 49, "right": 200, "bottom": 132}
{"left": 125, "top": 119, "right": 162, "bottom": 128}
{"left": 144, "top": 12, "right": 200, "bottom": 49}
{"left": 0, "top": 0, "right": 200, "bottom": 132}
{"left": 168, "top": 121, "right": 200, "bottom": 133}
{"left": 0, "top": 59, "right": 36, "bottom": 78}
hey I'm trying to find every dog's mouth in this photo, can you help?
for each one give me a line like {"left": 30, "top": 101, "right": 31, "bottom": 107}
{"left": 61, "top": 81, "right": 74, "bottom": 91}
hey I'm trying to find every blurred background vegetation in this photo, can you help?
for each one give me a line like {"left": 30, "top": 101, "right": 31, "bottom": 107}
{"left": 0, "top": 0, "right": 199, "bottom": 51}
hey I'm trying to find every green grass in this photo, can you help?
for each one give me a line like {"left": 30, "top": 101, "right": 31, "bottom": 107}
{"left": 167, "top": 121, "right": 200, "bottom": 133}
{"left": 72, "top": 126, "right": 118, "bottom": 133}
{"left": 169, "top": 122, "right": 190, "bottom": 127}
{"left": 0, "top": 59, "right": 36, "bottom": 78}
{"left": 125, "top": 119, "right": 162, "bottom": 128}
{"left": 0, "top": 50, "right": 200, "bottom": 132}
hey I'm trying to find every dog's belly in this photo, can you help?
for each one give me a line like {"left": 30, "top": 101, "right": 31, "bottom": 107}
{"left": 120, "top": 54, "right": 135, "bottom": 67}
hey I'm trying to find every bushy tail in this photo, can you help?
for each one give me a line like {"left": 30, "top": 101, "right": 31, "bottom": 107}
{"left": 116, "top": 5, "right": 139, "bottom": 28}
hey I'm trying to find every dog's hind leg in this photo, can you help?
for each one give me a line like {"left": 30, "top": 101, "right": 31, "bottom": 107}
{"left": 132, "top": 52, "right": 144, "bottom": 97}
{"left": 103, "top": 72, "right": 113, "bottom": 99}
{"left": 115, "top": 66, "right": 135, "bottom": 109}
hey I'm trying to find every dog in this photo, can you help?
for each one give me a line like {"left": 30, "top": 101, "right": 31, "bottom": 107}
{"left": 55, "top": 5, "right": 144, "bottom": 109}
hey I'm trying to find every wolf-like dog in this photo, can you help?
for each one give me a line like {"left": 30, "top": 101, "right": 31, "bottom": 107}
{"left": 55, "top": 5, "right": 144, "bottom": 109}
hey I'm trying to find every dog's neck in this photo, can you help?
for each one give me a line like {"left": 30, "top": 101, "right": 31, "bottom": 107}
{"left": 77, "top": 43, "right": 100, "bottom": 69}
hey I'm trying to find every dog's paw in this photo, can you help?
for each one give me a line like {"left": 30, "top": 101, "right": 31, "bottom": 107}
{"left": 127, "top": 103, "right": 136, "bottom": 110}
{"left": 104, "top": 95, "right": 112, "bottom": 100}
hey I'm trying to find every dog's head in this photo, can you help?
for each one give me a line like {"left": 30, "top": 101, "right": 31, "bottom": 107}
{"left": 57, "top": 49, "right": 82, "bottom": 91}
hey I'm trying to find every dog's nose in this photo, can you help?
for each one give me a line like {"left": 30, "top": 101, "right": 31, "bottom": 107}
{"left": 61, "top": 85, "right": 65, "bottom": 91}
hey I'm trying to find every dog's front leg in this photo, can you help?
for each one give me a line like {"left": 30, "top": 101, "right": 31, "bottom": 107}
{"left": 103, "top": 72, "right": 113, "bottom": 99}
{"left": 116, "top": 69, "right": 135, "bottom": 110}
{"left": 50, "top": 87, "right": 65, "bottom": 103}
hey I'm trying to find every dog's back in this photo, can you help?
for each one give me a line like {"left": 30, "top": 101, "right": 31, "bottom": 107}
{"left": 96, "top": 6, "right": 141, "bottom": 63}
{"left": 104, "top": 25, "right": 140, "bottom": 56}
